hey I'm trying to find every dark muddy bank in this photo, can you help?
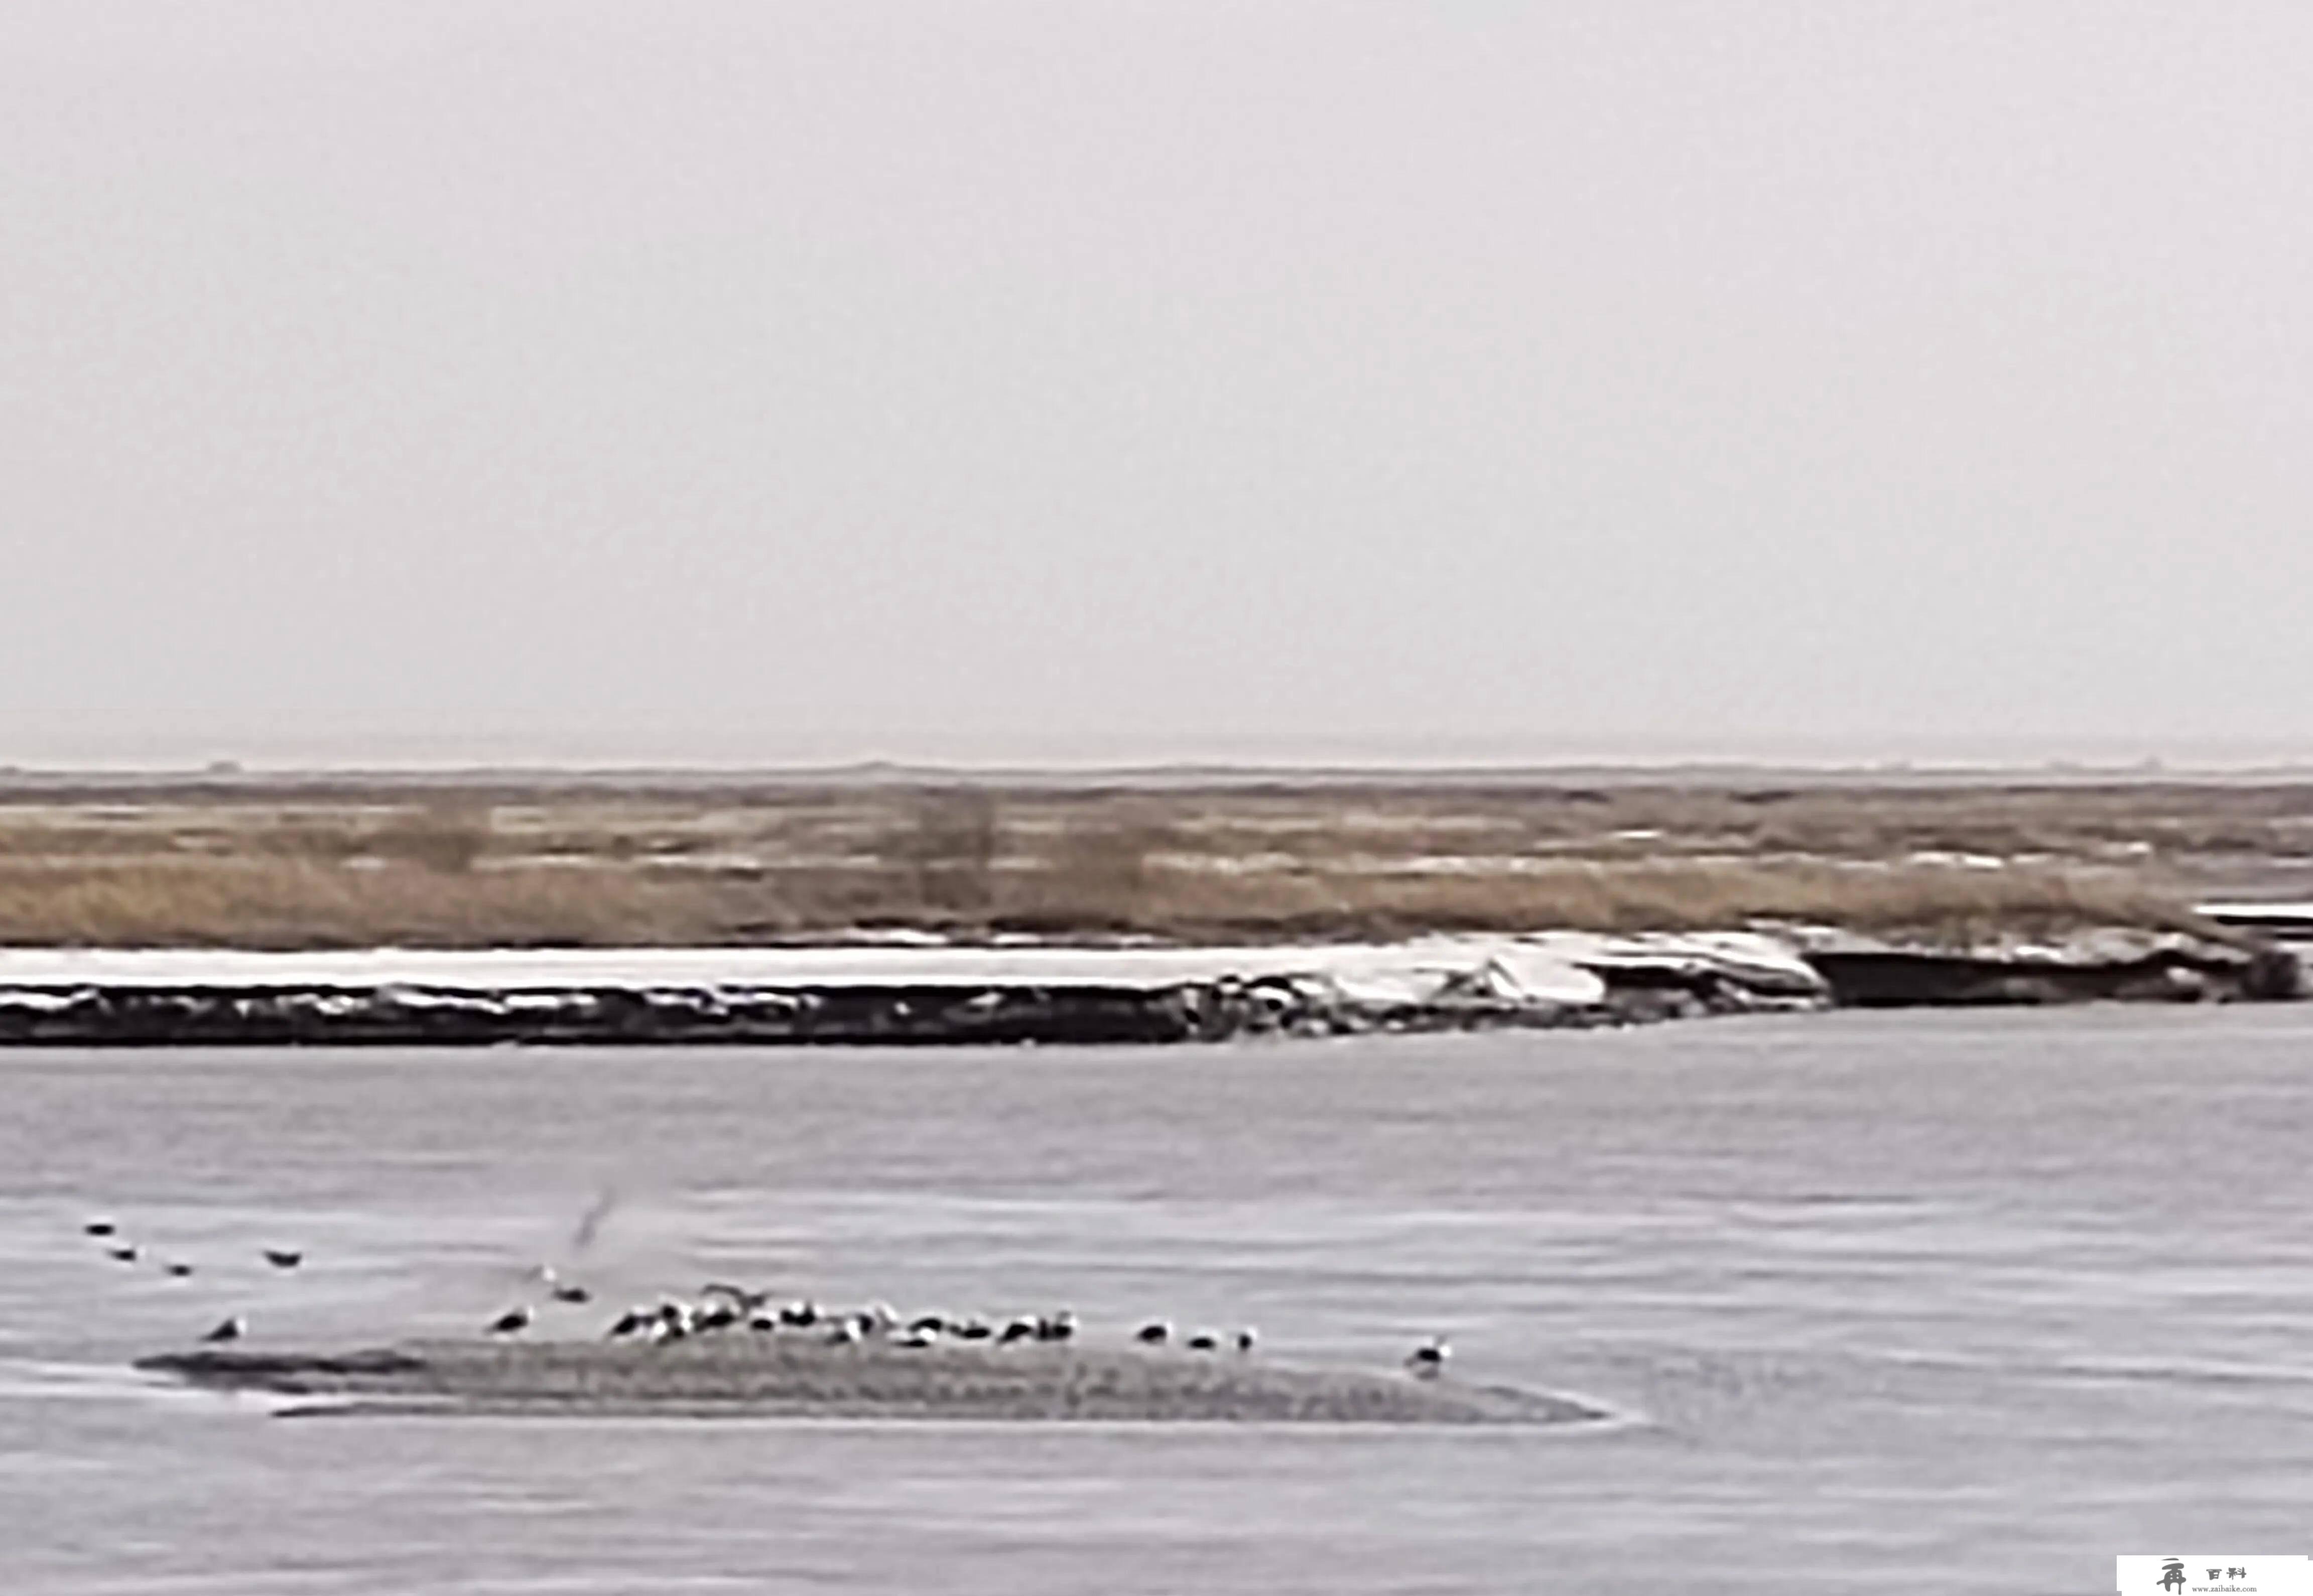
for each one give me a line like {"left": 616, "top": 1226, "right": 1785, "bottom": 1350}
{"left": 0, "top": 929, "right": 2294, "bottom": 1045}
{"left": 0, "top": 974, "right": 1746, "bottom": 1047}
{"left": 1804, "top": 937, "right": 2302, "bottom": 1007}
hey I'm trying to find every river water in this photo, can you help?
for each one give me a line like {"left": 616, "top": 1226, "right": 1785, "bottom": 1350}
{"left": 3, "top": 1008, "right": 2309, "bottom": 1593}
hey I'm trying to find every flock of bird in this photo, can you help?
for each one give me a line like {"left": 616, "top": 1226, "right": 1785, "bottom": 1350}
{"left": 82, "top": 1216, "right": 1453, "bottom": 1379}
{"left": 80, "top": 1216, "right": 297, "bottom": 1344}
{"left": 481, "top": 1272, "right": 1452, "bottom": 1376}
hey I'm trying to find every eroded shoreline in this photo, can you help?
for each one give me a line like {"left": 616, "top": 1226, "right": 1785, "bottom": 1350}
{"left": 0, "top": 928, "right": 2296, "bottom": 1046}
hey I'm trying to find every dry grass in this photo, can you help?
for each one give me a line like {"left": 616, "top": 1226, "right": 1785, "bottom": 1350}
{"left": 0, "top": 775, "right": 2282, "bottom": 949}
{"left": 0, "top": 862, "right": 700, "bottom": 949}
{"left": 0, "top": 855, "right": 2200, "bottom": 951}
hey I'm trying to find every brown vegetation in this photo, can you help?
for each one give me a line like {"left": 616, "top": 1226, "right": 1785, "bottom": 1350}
{"left": 0, "top": 774, "right": 2290, "bottom": 949}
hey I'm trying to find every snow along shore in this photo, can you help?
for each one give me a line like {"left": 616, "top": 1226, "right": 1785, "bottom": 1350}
{"left": 0, "top": 926, "right": 2293, "bottom": 1046}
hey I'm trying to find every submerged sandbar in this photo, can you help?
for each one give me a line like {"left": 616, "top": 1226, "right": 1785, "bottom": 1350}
{"left": 138, "top": 1336, "right": 1602, "bottom": 1425}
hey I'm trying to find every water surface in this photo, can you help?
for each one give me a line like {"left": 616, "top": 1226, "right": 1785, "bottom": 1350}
{"left": 4, "top": 1008, "right": 2310, "bottom": 1592}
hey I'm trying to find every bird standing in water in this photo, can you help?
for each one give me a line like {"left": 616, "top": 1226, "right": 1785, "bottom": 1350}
{"left": 488, "top": 1306, "right": 534, "bottom": 1336}
{"left": 1405, "top": 1336, "right": 1450, "bottom": 1379}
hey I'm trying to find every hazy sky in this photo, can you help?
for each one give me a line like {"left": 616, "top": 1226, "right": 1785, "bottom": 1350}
{"left": 3, "top": 3, "right": 2308, "bottom": 766}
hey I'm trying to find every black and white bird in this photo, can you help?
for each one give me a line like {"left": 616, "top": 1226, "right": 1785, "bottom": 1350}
{"left": 895, "top": 1324, "right": 939, "bottom": 1349}
{"left": 998, "top": 1317, "right": 1039, "bottom": 1345}
{"left": 1234, "top": 1328, "right": 1257, "bottom": 1354}
{"left": 164, "top": 1261, "right": 194, "bottom": 1278}
{"left": 84, "top": 1219, "right": 117, "bottom": 1238}
{"left": 1405, "top": 1337, "right": 1450, "bottom": 1379}
{"left": 202, "top": 1315, "right": 247, "bottom": 1343}
{"left": 778, "top": 1299, "right": 821, "bottom": 1329}
{"left": 107, "top": 1245, "right": 140, "bottom": 1264}
{"left": 487, "top": 1306, "right": 534, "bottom": 1336}
{"left": 1036, "top": 1310, "right": 1077, "bottom": 1343}
{"left": 908, "top": 1313, "right": 948, "bottom": 1336}
{"left": 606, "top": 1307, "right": 651, "bottom": 1339}
{"left": 1135, "top": 1321, "right": 1172, "bottom": 1346}
{"left": 1186, "top": 1332, "right": 1219, "bottom": 1353}
{"left": 263, "top": 1249, "right": 303, "bottom": 1271}
{"left": 951, "top": 1316, "right": 993, "bottom": 1342}
{"left": 825, "top": 1319, "right": 862, "bottom": 1346}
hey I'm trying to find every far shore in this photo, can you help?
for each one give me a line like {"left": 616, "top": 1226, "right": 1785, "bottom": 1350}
{"left": 2, "top": 771, "right": 2307, "bottom": 1041}
{"left": 3, "top": 769, "right": 2307, "bottom": 951}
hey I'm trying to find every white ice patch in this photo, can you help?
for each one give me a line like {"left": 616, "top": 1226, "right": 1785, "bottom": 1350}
{"left": 0, "top": 938, "right": 1615, "bottom": 1005}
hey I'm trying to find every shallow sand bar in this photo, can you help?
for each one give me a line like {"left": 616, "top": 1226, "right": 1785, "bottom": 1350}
{"left": 140, "top": 1336, "right": 1603, "bottom": 1425}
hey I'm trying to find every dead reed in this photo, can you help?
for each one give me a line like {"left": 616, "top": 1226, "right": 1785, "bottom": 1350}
{"left": 0, "top": 777, "right": 2267, "bottom": 948}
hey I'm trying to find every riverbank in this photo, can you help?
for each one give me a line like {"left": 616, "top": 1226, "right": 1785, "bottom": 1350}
{"left": 3, "top": 771, "right": 2305, "bottom": 1041}
{"left": 0, "top": 928, "right": 2295, "bottom": 1045}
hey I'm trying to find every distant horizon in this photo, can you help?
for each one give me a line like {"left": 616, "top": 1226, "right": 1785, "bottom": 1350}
{"left": 8, "top": 724, "right": 2313, "bottom": 774}
{"left": 7, "top": 732, "right": 2313, "bottom": 783}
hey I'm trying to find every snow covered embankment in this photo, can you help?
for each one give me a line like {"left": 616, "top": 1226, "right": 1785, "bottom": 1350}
{"left": 0, "top": 936, "right": 1819, "bottom": 1045}
{"left": 0, "top": 927, "right": 2289, "bottom": 1046}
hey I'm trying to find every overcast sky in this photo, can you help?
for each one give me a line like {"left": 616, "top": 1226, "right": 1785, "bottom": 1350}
{"left": 3, "top": 3, "right": 2307, "bottom": 767}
